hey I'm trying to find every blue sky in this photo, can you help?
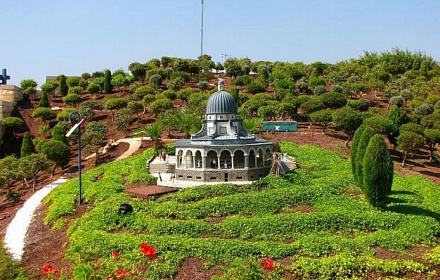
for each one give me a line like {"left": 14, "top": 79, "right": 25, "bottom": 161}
{"left": 2, "top": 0, "right": 440, "bottom": 87}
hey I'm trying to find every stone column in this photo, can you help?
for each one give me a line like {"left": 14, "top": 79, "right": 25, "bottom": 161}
{"left": 217, "top": 156, "right": 221, "bottom": 169}
{"left": 192, "top": 155, "right": 196, "bottom": 168}
{"left": 231, "top": 155, "right": 235, "bottom": 169}
{"left": 202, "top": 156, "right": 206, "bottom": 168}
{"left": 244, "top": 155, "right": 249, "bottom": 168}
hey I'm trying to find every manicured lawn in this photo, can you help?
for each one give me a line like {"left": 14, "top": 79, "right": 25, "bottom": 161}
{"left": 42, "top": 143, "right": 440, "bottom": 279}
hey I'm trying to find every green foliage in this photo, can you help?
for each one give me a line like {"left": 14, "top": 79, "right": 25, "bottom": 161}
{"left": 332, "top": 107, "right": 364, "bottom": 144}
{"left": 362, "top": 134, "right": 394, "bottom": 208}
{"left": 38, "top": 90, "right": 50, "bottom": 108}
{"left": 56, "top": 108, "right": 76, "bottom": 122}
{"left": 86, "top": 81, "right": 100, "bottom": 94}
{"left": 104, "top": 69, "right": 113, "bottom": 93}
{"left": 39, "top": 139, "right": 71, "bottom": 174}
{"left": 149, "top": 98, "right": 173, "bottom": 116}
{"left": 300, "top": 98, "right": 325, "bottom": 117}
{"left": 62, "top": 93, "right": 82, "bottom": 107}
{"left": 355, "top": 127, "right": 374, "bottom": 190}
{"left": 0, "top": 240, "right": 27, "bottom": 280}
{"left": 21, "top": 132, "right": 35, "bottom": 157}
{"left": 51, "top": 123, "right": 68, "bottom": 144}
{"left": 348, "top": 98, "right": 370, "bottom": 112}
{"left": 1, "top": 117, "right": 24, "bottom": 135}
{"left": 58, "top": 74, "right": 68, "bottom": 96}
{"left": 114, "top": 108, "right": 133, "bottom": 136}
{"left": 309, "top": 109, "right": 333, "bottom": 134}
{"left": 245, "top": 82, "right": 266, "bottom": 94}
{"left": 41, "top": 142, "right": 440, "bottom": 279}
{"left": 319, "top": 91, "right": 347, "bottom": 109}
{"left": 31, "top": 107, "right": 56, "bottom": 122}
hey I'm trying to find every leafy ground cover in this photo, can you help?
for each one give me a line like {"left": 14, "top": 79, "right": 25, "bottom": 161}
{"left": 34, "top": 143, "right": 440, "bottom": 279}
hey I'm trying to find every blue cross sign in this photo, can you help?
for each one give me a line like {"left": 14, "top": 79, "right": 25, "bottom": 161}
{"left": 0, "top": 69, "right": 10, "bottom": 85}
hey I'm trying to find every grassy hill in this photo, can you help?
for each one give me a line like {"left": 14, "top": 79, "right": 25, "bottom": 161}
{"left": 32, "top": 142, "right": 440, "bottom": 279}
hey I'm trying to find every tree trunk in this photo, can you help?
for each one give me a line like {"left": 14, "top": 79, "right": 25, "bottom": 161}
{"left": 51, "top": 164, "right": 57, "bottom": 176}
{"left": 32, "top": 175, "right": 37, "bottom": 192}
{"left": 401, "top": 153, "right": 407, "bottom": 167}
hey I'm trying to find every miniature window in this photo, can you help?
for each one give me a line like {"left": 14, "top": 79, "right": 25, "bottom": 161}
{"left": 220, "top": 126, "right": 227, "bottom": 134}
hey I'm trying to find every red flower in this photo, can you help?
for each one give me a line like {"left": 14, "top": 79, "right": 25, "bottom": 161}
{"left": 112, "top": 251, "right": 120, "bottom": 260}
{"left": 260, "top": 257, "right": 275, "bottom": 271}
{"left": 116, "top": 269, "right": 129, "bottom": 275}
{"left": 140, "top": 242, "right": 157, "bottom": 259}
{"left": 42, "top": 264, "right": 58, "bottom": 276}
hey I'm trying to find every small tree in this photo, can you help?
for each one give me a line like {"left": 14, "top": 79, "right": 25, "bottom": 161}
{"left": 21, "top": 132, "right": 35, "bottom": 157}
{"left": 51, "top": 123, "right": 68, "bottom": 145}
{"left": 1, "top": 117, "right": 24, "bottom": 136}
{"left": 82, "top": 121, "right": 108, "bottom": 165}
{"left": 114, "top": 108, "right": 133, "bottom": 136}
{"left": 38, "top": 91, "right": 50, "bottom": 108}
{"left": 104, "top": 98, "right": 128, "bottom": 121}
{"left": 355, "top": 127, "right": 375, "bottom": 190}
{"left": 31, "top": 107, "right": 56, "bottom": 123}
{"left": 319, "top": 92, "right": 347, "bottom": 109}
{"left": 0, "top": 155, "right": 23, "bottom": 198}
{"left": 58, "top": 74, "right": 68, "bottom": 96}
{"left": 39, "top": 139, "right": 71, "bottom": 175}
{"left": 87, "top": 82, "right": 100, "bottom": 96}
{"left": 309, "top": 109, "right": 333, "bottom": 134}
{"left": 350, "top": 124, "right": 367, "bottom": 180}
{"left": 104, "top": 69, "right": 113, "bottom": 94}
{"left": 424, "top": 129, "right": 440, "bottom": 162}
{"left": 149, "top": 98, "right": 174, "bottom": 117}
{"left": 63, "top": 93, "right": 82, "bottom": 107}
{"left": 40, "top": 81, "right": 58, "bottom": 98}
{"left": 144, "top": 122, "right": 165, "bottom": 153}
{"left": 332, "top": 107, "right": 364, "bottom": 147}
{"left": 19, "top": 153, "right": 50, "bottom": 192}
{"left": 397, "top": 131, "right": 425, "bottom": 166}
{"left": 362, "top": 134, "right": 393, "bottom": 208}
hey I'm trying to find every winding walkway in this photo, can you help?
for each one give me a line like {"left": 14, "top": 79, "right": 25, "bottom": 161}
{"left": 4, "top": 137, "right": 147, "bottom": 260}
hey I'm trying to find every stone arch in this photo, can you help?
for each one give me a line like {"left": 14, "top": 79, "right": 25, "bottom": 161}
{"left": 256, "top": 148, "right": 264, "bottom": 167}
{"left": 183, "top": 150, "right": 193, "bottom": 168}
{"left": 195, "top": 150, "right": 203, "bottom": 168}
{"left": 233, "top": 149, "right": 245, "bottom": 169}
{"left": 177, "top": 149, "right": 184, "bottom": 167}
{"left": 220, "top": 150, "right": 232, "bottom": 169}
{"left": 207, "top": 150, "right": 218, "bottom": 169}
{"left": 249, "top": 149, "right": 256, "bottom": 168}
{"left": 264, "top": 147, "right": 272, "bottom": 166}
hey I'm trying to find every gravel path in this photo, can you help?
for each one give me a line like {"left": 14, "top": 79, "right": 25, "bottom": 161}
{"left": 4, "top": 137, "right": 148, "bottom": 261}
{"left": 4, "top": 178, "right": 68, "bottom": 260}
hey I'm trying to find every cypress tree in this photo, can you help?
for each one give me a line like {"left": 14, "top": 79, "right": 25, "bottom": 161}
{"left": 52, "top": 124, "right": 67, "bottom": 145}
{"left": 104, "top": 69, "right": 113, "bottom": 94}
{"left": 21, "top": 132, "right": 35, "bottom": 157}
{"left": 354, "top": 127, "right": 374, "bottom": 190}
{"left": 362, "top": 134, "right": 394, "bottom": 208}
{"left": 350, "top": 124, "right": 367, "bottom": 180}
{"left": 38, "top": 91, "right": 50, "bottom": 108}
{"left": 58, "top": 75, "right": 68, "bottom": 96}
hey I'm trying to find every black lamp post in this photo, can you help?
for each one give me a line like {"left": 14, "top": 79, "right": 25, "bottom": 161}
{"left": 67, "top": 111, "right": 84, "bottom": 205}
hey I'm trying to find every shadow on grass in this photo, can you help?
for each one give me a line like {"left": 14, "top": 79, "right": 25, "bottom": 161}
{"left": 386, "top": 204, "right": 440, "bottom": 221}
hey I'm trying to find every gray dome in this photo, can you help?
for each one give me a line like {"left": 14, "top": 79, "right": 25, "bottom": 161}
{"left": 206, "top": 90, "right": 237, "bottom": 114}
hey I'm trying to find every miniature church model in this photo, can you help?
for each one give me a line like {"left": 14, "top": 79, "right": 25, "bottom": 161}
{"left": 174, "top": 80, "right": 273, "bottom": 182}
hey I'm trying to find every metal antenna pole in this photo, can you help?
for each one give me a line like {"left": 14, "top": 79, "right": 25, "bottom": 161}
{"left": 201, "top": 0, "right": 204, "bottom": 57}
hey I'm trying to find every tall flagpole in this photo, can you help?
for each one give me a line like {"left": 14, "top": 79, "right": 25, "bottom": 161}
{"left": 201, "top": 0, "right": 204, "bottom": 57}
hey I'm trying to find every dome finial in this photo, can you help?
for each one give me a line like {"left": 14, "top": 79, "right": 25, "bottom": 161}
{"left": 218, "top": 78, "right": 225, "bottom": 91}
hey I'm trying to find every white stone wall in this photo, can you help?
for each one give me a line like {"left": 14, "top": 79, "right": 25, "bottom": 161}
{"left": 0, "top": 85, "right": 23, "bottom": 147}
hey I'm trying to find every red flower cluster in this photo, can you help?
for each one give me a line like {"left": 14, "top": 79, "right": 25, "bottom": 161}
{"left": 42, "top": 264, "right": 58, "bottom": 277}
{"left": 139, "top": 242, "right": 156, "bottom": 259}
{"left": 116, "top": 269, "right": 129, "bottom": 276}
{"left": 260, "top": 257, "right": 275, "bottom": 271}
{"left": 112, "top": 251, "right": 120, "bottom": 260}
